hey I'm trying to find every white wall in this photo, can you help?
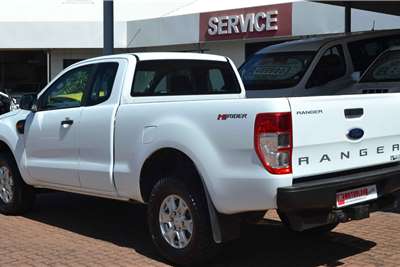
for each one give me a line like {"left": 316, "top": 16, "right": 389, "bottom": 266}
{"left": 128, "top": 43, "right": 199, "bottom": 53}
{"left": 0, "top": 0, "right": 300, "bottom": 22}
{"left": 0, "top": 1, "right": 399, "bottom": 50}
{"left": 0, "top": 22, "right": 127, "bottom": 49}
{"left": 127, "top": 14, "right": 199, "bottom": 48}
{"left": 292, "top": 2, "right": 400, "bottom": 36}
{"left": 0, "top": 0, "right": 188, "bottom": 22}
{"left": 126, "top": 40, "right": 245, "bottom": 67}
{"left": 204, "top": 41, "right": 245, "bottom": 67}
{"left": 352, "top": 9, "right": 400, "bottom": 32}
{"left": 292, "top": 1, "right": 345, "bottom": 36}
{"left": 50, "top": 49, "right": 102, "bottom": 79}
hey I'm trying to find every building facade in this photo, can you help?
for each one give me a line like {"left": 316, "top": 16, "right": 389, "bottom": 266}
{"left": 0, "top": 1, "right": 400, "bottom": 96}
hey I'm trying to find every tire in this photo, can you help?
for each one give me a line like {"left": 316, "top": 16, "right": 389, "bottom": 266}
{"left": 0, "top": 151, "right": 35, "bottom": 215}
{"left": 147, "top": 176, "right": 218, "bottom": 266}
{"left": 278, "top": 211, "right": 338, "bottom": 235}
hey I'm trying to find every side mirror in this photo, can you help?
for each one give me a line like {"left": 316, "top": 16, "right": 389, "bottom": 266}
{"left": 351, "top": 72, "right": 361, "bottom": 82}
{"left": 19, "top": 94, "right": 37, "bottom": 111}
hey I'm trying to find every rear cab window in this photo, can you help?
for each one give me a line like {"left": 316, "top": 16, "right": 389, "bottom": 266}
{"left": 131, "top": 60, "right": 241, "bottom": 96}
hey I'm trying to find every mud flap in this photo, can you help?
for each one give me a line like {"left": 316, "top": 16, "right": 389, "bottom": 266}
{"left": 204, "top": 188, "right": 241, "bottom": 243}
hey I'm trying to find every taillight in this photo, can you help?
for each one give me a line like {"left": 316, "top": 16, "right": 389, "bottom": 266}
{"left": 254, "top": 112, "right": 292, "bottom": 174}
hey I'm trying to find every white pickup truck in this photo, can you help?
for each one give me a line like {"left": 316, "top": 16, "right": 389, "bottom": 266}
{"left": 0, "top": 53, "right": 399, "bottom": 265}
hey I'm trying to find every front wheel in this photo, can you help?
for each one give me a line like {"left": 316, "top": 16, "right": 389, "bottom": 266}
{"left": 0, "top": 151, "right": 35, "bottom": 215}
{"left": 147, "top": 177, "right": 218, "bottom": 266}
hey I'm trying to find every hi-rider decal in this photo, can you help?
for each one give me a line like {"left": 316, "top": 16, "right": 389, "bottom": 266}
{"left": 298, "top": 144, "right": 400, "bottom": 166}
{"left": 217, "top": 114, "right": 247, "bottom": 120}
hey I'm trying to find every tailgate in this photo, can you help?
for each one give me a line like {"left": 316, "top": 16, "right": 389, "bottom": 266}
{"left": 289, "top": 94, "right": 400, "bottom": 179}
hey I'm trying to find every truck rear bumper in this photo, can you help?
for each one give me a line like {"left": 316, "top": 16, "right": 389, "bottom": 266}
{"left": 277, "top": 163, "right": 400, "bottom": 231}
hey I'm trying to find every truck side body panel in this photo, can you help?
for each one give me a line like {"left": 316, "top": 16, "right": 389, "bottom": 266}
{"left": 114, "top": 97, "right": 292, "bottom": 214}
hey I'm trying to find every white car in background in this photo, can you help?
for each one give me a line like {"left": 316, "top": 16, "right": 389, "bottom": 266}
{"left": 240, "top": 29, "right": 400, "bottom": 98}
{"left": 0, "top": 92, "right": 18, "bottom": 114}
{"left": 341, "top": 46, "right": 400, "bottom": 95}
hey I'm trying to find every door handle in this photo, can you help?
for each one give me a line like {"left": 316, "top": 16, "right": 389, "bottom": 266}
{"left": 344, "top": 108, "right": 364, "bottom": 119}
{"left": 61, "top": 119, "right": 74, "bottom": 127}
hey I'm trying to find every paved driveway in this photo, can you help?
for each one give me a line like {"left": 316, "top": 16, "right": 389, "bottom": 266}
{"left": 0, "top": 192, "right": 399, "bottom": 267}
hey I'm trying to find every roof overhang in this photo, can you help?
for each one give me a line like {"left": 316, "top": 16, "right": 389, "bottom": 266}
{"left": 317, "top": 1, "right": 400, "bottom": 16}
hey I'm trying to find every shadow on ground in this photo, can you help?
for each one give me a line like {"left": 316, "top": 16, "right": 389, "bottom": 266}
{"left": 383, "top": 192, "right": 400, "bottom": 214}
{"left": 26, "top": 192, "right": 376, "bottom": 267}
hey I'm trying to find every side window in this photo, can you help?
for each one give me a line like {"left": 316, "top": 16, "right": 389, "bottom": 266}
{"left": 348, "top": 35, "right": 400, "bottom": 74}
{"left": 306, "top": 45, "right": 346, "bottom": 88}
{"left": 88, "top": 63, "right": 119, "bottom": 105}
{"left": 131, "top": 60, "right": 241, "bottom": 96}
{"left": 39, "top": 65, "right": 93, "bottom": 111}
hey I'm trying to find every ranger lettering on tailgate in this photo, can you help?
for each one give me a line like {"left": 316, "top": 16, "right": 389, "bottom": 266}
{"left": 298, "top": 143, "right": 400, "bottom": 166}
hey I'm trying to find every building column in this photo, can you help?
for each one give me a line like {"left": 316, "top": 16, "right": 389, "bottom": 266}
{"left": 103, "top": 0, "right": 114, "bottom": 55}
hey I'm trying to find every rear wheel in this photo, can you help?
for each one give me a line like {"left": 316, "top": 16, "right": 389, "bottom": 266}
{"left": 147, "top": 177, "right": 218, "bottom": 266}
{"left": 0, "top": 151, "right": 35, "bottom": 215}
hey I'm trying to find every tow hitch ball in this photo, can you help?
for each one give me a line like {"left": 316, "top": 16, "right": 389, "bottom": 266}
{"left": 332, "top": 204, "right": 370, "bottom": 223}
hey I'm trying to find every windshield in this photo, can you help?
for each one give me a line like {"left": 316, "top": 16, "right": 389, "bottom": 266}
{"left": 361, "top": 50, "right": 400, "bottom": 83}
{"left": 239, "top": 52, "right": 315, "bottom": 90}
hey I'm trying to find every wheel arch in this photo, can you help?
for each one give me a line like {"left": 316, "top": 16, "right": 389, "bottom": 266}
{"left": 0, "top": 137, "right": 33, "bottom": 187}
{"left": 0, "top": 138, "right": 21, "bottom": 170}
{"left": 139, "top": 147, "right": 241, "bottom": 244}
{"left": 0, "top": 139, "right": 14, "bottom": 155}
{"left": 139, "top": 147, "right": 206, "bottom": 203}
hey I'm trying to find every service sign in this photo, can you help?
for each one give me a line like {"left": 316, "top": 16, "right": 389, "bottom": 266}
{"left": 199, "top": 3, "right": 292, "bottom": 42}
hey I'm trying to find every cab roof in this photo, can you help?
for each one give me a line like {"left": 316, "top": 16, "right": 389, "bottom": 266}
{"left": 133, "top": 52, "right": 227, "bottom": 62}
{"left": 74, "top": 52, "right": 228, "bottom": 68}
{"left": 257, "top": 29, "right": 400, "bottom": 54}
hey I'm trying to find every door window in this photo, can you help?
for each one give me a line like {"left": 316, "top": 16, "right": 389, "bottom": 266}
{"left": 88, "top": 63, "right": 119, "bottom": 105}
{"left": 306, "top": 45, "right": 346, "bottom": 88}
{"left": 39, "top": 65, "right": 93, "bottom": 111}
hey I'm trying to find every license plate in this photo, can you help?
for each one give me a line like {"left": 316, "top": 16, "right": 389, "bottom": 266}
{"left": 336, "top": 185, "right": 378, "bottom": 208}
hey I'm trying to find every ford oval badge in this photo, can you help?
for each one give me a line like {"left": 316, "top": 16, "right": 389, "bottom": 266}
{"left": 347, "top": 128, "right": 364, "bottom": 140}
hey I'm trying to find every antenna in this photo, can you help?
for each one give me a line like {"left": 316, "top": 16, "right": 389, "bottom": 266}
{"left": 372, "top": 20, "right": 376, "bottom": 31}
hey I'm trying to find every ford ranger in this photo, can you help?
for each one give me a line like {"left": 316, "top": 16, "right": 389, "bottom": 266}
{"left": 0, "top": 53, "right": 399, "bottom": 265}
